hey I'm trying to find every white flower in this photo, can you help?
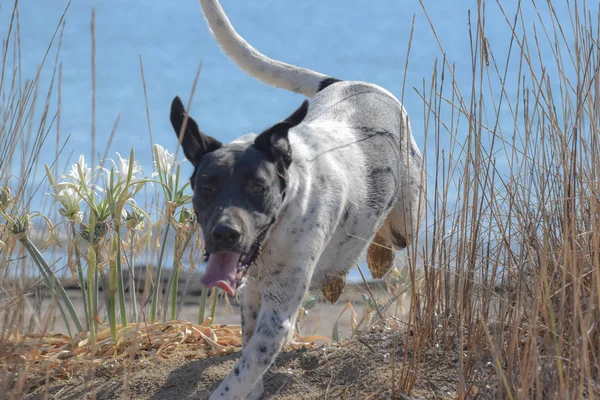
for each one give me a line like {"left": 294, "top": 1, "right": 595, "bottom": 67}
{"left": 107, "top": 152, "right": 143, "bottom": 187}
{"left": 52, "top": 186, "right": 83, "bottom": 218}
{"left": 152, "top": 144, "right": 190, "bottom": 206}
{"left": 153, "top": 144, "right": 181, "bottom": 178}
{"left": 56, "top": 155, "right": 102, "bottom": 196}
{"left": 67, "top": 155, "right": 93, "bottom": 186}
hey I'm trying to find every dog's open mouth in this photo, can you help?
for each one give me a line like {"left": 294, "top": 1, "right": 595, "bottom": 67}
{"left": 199, "top": 234, "right": 265, "bottom": 296}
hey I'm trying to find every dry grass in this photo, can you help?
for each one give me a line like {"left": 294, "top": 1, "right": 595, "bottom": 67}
{"left": 398, "top": 0, "right": 600, "bottom": 398}
{"left": 1, "top": 0, "right": 600, "bottom": 399}
{"left": 1, "top": 321, "right": 242, "bottom": 395}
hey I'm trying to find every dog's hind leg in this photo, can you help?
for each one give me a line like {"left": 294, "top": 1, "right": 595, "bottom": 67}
{"left": 366, "top": 194, "right": 422, "bottom": 279}
{"left": 367, "top": 112, "right": 426, "bottom": 280}
{"left": 389, "top": 110, "right": 426, "bottom": 251}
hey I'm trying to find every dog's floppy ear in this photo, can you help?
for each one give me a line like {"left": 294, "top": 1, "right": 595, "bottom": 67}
{"left": 254, "top": 100, "right": 309, "bottom": 173}
{"left": 170, "top": 96, "right": 222, "bottom": 165}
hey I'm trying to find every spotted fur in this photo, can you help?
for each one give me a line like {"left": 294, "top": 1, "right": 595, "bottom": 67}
{"left": 175, "top": 1, "right": 426, "bottom": 399}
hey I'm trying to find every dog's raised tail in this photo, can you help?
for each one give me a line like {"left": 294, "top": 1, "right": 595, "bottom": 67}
{"left": 198, "top": 0, "right": 339, "bottom": 98}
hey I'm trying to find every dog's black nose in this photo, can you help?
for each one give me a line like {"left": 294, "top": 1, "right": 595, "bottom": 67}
{"left": 211, "top": 223, "right": 241, "bottom": 244}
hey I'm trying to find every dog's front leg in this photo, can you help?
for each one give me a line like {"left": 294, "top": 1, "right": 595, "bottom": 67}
{"left": 238, "top": 280, "right": 263, "bottom": 399}
{"left": 240, "top": 280, "right": 261, "bottom": 346}
{"left": 210, "top": 265, "right": 314, "bottom": 399}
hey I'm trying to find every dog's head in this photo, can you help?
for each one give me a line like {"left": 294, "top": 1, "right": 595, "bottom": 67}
{"left": 170, "top": 97, "right": 308, "bottom": 295}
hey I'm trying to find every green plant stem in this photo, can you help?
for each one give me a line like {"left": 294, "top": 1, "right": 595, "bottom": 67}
{"left": 72, "top": 228, "right": 90, "bottom": 331}
{"left": 149, "top": 222, "right": 171, "bottom": 322}
{"left": 169, "top": 231, "right": 194, "bottom": 321}
{"left": 168, "top": 263, "right": 180, "bottom": 321}
{"left": 106, "top": 237, "right": 118, "bottom": 343}
{"left": 162, "top": 260, "right": 176, "bottom": 323}
{"left": 20, "top": 236, "right": 84, "bottom": 333}
{"left": 105, "top": 270, "right": 117, "bottom": 343}
{"left": 115, "top": 235, "right": 127, "bottom": 327}
{"left": 76, "top": 262, "right": 90, "bottom": 330}
{"left": 92, "top": 270, "right": 99, "bottom": 333}
{"left": 87, "top": 241, "right": 98, "bottom": 345}
{"left": 128, "top": 229, "right": 138, "bottom": 322}
{"left": 209, "top": 287, "right": 218, "bottom": 324}
{"left": 198, "top": 286, "right": 208, "bottom": 324}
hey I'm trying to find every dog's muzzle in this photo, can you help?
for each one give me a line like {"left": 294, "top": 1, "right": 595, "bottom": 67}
{"left": 200, "top": 229, "right": 267, "bottom": 296}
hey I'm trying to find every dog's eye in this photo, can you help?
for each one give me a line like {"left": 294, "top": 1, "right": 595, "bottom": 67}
{"left": 250, "top": 184, "right": 266, "bottom": 194}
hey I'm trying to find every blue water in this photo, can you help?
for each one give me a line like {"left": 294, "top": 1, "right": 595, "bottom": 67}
{"left": 3, "top": 0, "right": 575, "bottom": 282}
{"left": 8, "top": 0, "right": 568, "bottom": 167}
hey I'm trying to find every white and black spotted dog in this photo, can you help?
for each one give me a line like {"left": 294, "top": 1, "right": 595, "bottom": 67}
{"left": 169, "top": 1, "right": 426, "bottom": 398}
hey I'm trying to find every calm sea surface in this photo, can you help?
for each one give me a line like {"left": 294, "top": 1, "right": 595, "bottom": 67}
{"left": 2, "top": 0, "right": 574, "bottom": 281}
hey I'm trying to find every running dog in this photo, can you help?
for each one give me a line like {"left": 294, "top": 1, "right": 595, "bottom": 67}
{"left": 169, "top": 1, "right": 426, "bottom": 398}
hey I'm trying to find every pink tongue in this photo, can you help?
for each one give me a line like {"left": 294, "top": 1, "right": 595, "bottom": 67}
{"left": 200, "top": 252, "right": 240, "bottom": 296}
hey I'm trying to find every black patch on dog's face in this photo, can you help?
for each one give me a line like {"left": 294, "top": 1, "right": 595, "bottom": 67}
{"left": 170, "top": 97, "right": 309, "bottom": 254}
{"left": 190, "top": 144, "right": 285, "bottom": 253}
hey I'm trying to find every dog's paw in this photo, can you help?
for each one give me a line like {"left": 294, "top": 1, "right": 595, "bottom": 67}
{"left": 322, "top": 274, "right": 346, "bottom": 304}
{"left": 207, "top": 379, "right": 264, "bottom": 400}
{"left": 247, "top": 379, "right": 264, "bottom": 400}
{"left": 367, "top": 232, "right": 395, "bottom": 279}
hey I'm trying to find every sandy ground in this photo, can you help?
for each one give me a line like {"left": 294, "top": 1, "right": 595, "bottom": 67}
{"left": 22, "top": 323, "right": 495, "bottom": 400}
{"left": 4, "top": 271, "right": 497, "bottom": 399}
{"left": 0, "top": 270, "right": 502, "bottom": 400}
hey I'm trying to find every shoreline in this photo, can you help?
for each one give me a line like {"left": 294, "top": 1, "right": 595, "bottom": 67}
{"left": 5, "top": 269, "right": 402, "bottom": 343}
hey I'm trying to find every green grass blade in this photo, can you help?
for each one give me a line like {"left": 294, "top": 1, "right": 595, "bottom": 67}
{"left": 331, "top": 320, "right": 340, "bottom": 343}
{"left": 20, "top": 237, "right": 84, "bottom": 333}
{"left": 21, "top": 239, "right": 76, "bottom": 341}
